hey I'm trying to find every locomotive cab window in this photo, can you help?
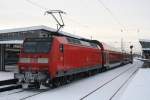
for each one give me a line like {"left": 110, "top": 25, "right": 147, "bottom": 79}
{"left": 23, "top": 38, "right": 52, "bottom": 53}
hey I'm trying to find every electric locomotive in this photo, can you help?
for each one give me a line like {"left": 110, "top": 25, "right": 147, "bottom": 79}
{"left": 15, "top": 35, "right": 104, "bottom": 88}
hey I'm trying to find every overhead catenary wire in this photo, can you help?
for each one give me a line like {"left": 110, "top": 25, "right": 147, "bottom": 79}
{"left": 25, "top": 0, "right": 47, "bottom": 11}
{"left": 24, "top": 0, "right": 90, "bottom": 30}
{"left": 65, "top": 15, "right": 90, "bottom": 28}
{"left": 96, "top": 0, "right": 127, "bottom": 31}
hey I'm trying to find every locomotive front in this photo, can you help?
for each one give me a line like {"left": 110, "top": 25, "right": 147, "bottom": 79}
{"left": 14, "top": 37, "right": 52, "bottom": 88}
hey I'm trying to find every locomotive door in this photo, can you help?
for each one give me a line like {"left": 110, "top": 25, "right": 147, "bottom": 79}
{"left": 61, "top": 44, "right": 73, "bottom": 71}
{"left": 59, "top": 44, "right": 65, "bottom": 67}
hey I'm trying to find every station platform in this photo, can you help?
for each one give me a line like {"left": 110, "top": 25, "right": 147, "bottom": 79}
{"left": 0, "top": 71, "right": 14, "bottom": 81}
{"left": 0, "top": 65, "right": 17, "bottom": 81}
{"left": 120, "top": 68, "right": 150, "bottom": 100}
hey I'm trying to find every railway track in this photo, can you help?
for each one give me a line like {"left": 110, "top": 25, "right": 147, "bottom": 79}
{"left": 16, "top": 64, "right": 138, "bottom": 100}
{"left": 19, "top": 90, "right": 48, "bottom": 100}
{"left": 0, "top": 88, "right": 49, "bottom": 100}
{"left": 0, "top": 81, "right": 49, "bottom": 100}
{"left": 80, "top": 66, "right": 138, "bottom": 100}
{"left": 0, "top": 62, "right": 141, "bottom": 100}
{"left": 0, "top": 84, "right": 22, "bottom": 92}
{"left": 0, "top": 79, "right": 18, "bottom": 86}
{"left": 0, "top": 65, "right": 133, "bottom": 99}
{"left": 109, "top": 68, "right": 138, "bottom": 100}
{"left": 0, "top": 79, "right": 22, "bottom": 92}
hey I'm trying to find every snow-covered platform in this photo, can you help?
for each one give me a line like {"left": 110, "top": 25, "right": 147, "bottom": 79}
{"left": 0, "top": 65, "right": 17, "bottom": 81}
{"left": 137, "top": 58, "right": 150, "bottom": 63}
{"left": 0, "top": 72, "right": 14, "bottom": 81}
{"left": 120, "top": 68, "right": 150, "bottom": 100}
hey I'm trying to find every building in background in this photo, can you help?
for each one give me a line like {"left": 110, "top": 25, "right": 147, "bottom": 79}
{"left": 139, "top": 39, "right": 150, "bottom": 59}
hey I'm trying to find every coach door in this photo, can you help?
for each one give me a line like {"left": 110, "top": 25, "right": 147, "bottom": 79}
{"left": 104, "top": 51, "right": 109, "bottom": 67}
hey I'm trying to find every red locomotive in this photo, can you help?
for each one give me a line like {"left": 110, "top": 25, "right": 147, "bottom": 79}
{"left": 14, "top": 35, "right": 131, "bottom": 88}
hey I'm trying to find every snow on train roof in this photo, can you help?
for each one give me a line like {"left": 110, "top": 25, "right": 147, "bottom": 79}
{"left": 102, "top": 42, "right": 122, "bottom": 52}
{"left": 0, "top": 25, "right": 85, "bottom": 39}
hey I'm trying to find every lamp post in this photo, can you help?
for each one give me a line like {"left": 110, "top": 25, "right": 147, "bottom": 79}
{"left": 130, "top": 45, "right": 133, "bottom": 64}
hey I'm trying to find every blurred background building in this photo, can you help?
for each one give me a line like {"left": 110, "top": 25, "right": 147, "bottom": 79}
{"left": 139, "top": 39, "right": 150, "bottom": 59}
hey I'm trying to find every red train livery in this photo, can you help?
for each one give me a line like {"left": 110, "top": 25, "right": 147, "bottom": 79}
{"left": 15, "top": 35, "right": 131, "bottom": 88}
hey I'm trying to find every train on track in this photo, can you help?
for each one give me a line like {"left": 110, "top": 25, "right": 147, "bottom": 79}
{"left": 14, "top": 33, "right": 132, "bottom": 89}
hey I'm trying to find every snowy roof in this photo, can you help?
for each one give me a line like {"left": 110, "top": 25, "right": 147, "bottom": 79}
{"left": 0, "top": 25, "right": 84, "bottom": 39}
{"left": 142, "top": 48, "right": 150, "bottom": 51}
{"left": 0, "top": 40, "right": 23, "bottom": 44}
{"left": 139, "top": 39, "right": 150, "bottom": 50}
{"left": 0, "top": 25, "right": 87, "bottom": 44}
{"left": 139, "top": 39, "right": 150, "bottom": 43}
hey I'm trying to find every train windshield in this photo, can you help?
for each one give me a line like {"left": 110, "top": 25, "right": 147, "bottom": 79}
{"left": 23, "top": 38, "right": 52, "bottom": 53}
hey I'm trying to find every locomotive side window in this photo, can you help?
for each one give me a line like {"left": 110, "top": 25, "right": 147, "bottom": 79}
{"left": 90, "top": 43, "right": 98, "bottom": 48}
{"left": 23, "top": 38, "right": 52, "bottom": 53}
{"left": 67, "top": 37, "right": 98, "bottom": 48}
{"left": 67, "top": 38, "right": 81, "bottom": 44}
{"left": 80, "top": 41, "right": 91, "bottom": 47}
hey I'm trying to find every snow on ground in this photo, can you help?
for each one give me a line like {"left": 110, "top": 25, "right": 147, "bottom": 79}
{"left": 0, "top": 90, "right": 41, "bottom": 100}
{"left": 0, "top": 65, "right": 17, "bottom": 81}
{"left": 120, "top": 68, "right": 150, "bottom": 100}
{"left": 22, "top": 60, "right": 143, "bottom": 100}
{"left": 84, "top": 65, "right": 137, "bottom": 100}
{"left": 0, "top": 72, "right": 14, "bottom": 81}
{"left": 0, "top": 60, "right": 143, "bottom": 100}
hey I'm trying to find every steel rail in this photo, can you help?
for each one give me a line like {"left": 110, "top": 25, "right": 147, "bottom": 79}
{"left": 80, "top": 66, "right": 134, "bottom": 100}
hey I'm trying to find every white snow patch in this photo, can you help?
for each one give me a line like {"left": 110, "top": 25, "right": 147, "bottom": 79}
{"left": 120, "top": 68, "right": 150, "bottom": 100}
{"left": 0, "top": 65, "right": 17, "bottom": 81}
{"left": 0, "top": 72, "right": 14, "bottom": 81}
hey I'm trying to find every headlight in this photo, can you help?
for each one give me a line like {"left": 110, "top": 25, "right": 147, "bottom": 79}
{"left": 19, "top": 58, "right": 30, "bottom": 63}
{"left": 37, "top": 58, "right": 48, "bottom": 63}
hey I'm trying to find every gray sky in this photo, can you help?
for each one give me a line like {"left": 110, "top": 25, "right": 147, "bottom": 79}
{"left": 0, "top": 0, "right": 150, "bottom": 53}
